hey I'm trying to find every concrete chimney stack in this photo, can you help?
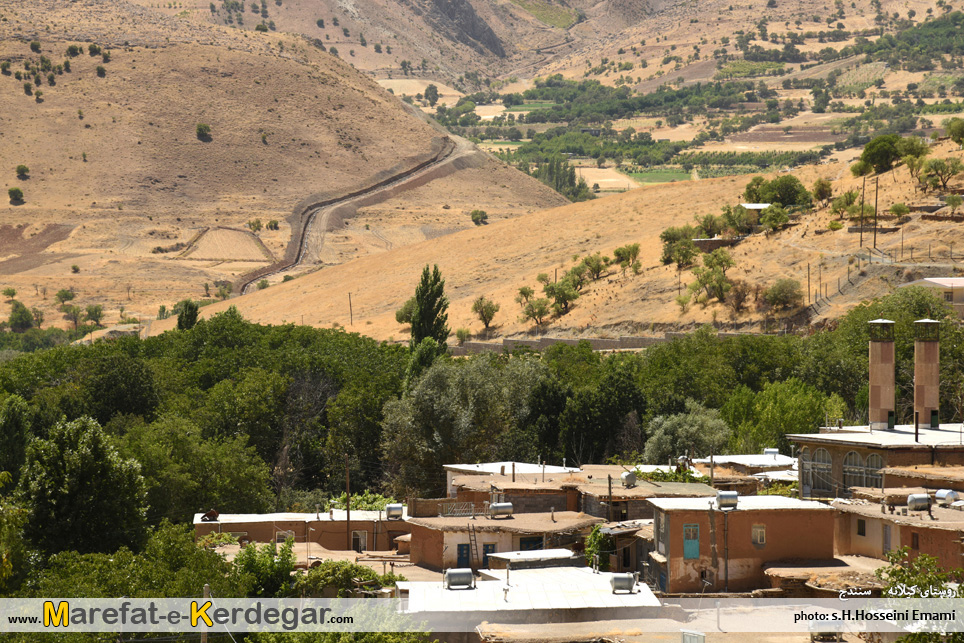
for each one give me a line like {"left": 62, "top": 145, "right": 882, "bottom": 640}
{"left": 868, "top": 319, "right": 896, "bottom": 431}
{"left": 914, "top": 319, "right": 940, "bottom": 429}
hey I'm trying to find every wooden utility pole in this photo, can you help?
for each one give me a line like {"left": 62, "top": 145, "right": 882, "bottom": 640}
{"left": 345, "top": 453, "right": 351, "bottom": 551}
{"left": 607, "top": 475, "right": 613, "bottom": 522}
{"left": 873, "top": 177, "right": 880, "bottom": 249}
{"left": 859, "top": 176, "right": 866, "bottom": 247}
{"left": 807, "top": 263, "right": 810, "bottom": 304}
{"left": 348, "top": 293, "right": 353, "bottom": 326}
{"left": 201, "top": 583, "right": 210, "bottom": 643}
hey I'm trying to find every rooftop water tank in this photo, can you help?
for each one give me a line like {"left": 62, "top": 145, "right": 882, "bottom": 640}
{"left": 489, "top": 502, "right": 514, "bottom": 518}
{"left": 610, "top": 572, "right": 638, "bottom": 594}
{"left": 443, "top": 569, "right": 475, "bottom": 590}
{"left": 763, "top": 448, "right": 779, "bottom": 457}
{"left": 621, "top": 471, "right": 637, "bottom": 488}
{"left": 907, "top": 493, "right": 930, "bottom": 511}
{"left": 385, "top": 503, "right": 404, "bottom": 520}
{"left": 936, "top": 490, "right": 959, "bottom": 506}
{"left": 716, "top": 491, "right": 738, "bottom": 509}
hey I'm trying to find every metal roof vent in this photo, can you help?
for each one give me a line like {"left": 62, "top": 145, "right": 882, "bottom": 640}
{"left": 716, "top": 491, "right": 738, "bottom": 509}
{"left": 763, "top": 448, "right": 779, "bottom": 457}
{"left": 385, "top": 503, "right": 404, "bottom": 520}
{"left": 610, "top": 572, "right": 639, "bottom": 594}
{"left": 936, "top": 490, "right": 959, "bottom": 506}
{"left": 907, "top": 494, "right": 930, "bottom": 511}
{"left": 621, "top": 471, "right": 637, "bottom": 488}
{"left": 443, "top": 569, "right": 475, "bottom": 590}
{"left": 488, "top": 502, "right": 513, "bottom": 518}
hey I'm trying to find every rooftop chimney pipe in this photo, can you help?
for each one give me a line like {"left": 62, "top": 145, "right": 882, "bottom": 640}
{"left": 914, "top": 319, "right": 941, "bottom": 429}
{"left": 868, "top": 319, "right": 896, "bottom": 431}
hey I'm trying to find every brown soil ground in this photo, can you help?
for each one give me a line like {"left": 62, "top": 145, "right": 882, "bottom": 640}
{"left": 0, "top": 0, "right": 563, "bottom": 328}
{"left": 147, "top": 140, "right": 964, "bottom": 341}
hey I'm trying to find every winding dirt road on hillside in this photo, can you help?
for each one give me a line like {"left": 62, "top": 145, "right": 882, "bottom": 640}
{"left": 239, "top": 134, "right": 480, "bottom": 294}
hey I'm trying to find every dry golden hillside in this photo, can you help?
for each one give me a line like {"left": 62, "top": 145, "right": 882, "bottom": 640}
{"left": 0, "top": 0, "right": 565, "bottom": 328}
{"left": 148, "top": 139, "right": 964, "bottom": 341}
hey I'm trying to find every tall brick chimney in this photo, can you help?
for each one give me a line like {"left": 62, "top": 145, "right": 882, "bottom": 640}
{"left": 914, "top": 319, "right": 940, "bottom": 429}
{"left": 868, "top": 319, "right": 896, "bottom": 431}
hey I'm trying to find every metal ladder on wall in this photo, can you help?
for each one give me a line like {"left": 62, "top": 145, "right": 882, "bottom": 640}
{"left": 468, "top": 523, "right": 480, "bottom": 572}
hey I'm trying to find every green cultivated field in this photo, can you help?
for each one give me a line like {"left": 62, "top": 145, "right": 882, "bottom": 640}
{"left": 627, "top": 168, "right": 691, "bottom": 183}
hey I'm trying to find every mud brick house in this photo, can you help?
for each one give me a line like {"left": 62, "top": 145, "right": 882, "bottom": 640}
{"left": 647, "top": 494, "right": 834, "bottom": 593}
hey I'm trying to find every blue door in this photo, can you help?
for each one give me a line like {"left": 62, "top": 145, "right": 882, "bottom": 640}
{"left": 683, "top": 524, "right": 699, "bottom": 559}
{"left": 482, "top": 544, "right": 496, "bottom": 568}
{"left": 457, "top": 544, "right": 471, "bottom": 568}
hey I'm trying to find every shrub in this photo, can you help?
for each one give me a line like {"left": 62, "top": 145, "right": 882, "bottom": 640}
{"left": 196, "top": 123, "right": 211, "bottom": 140}
{"left": 455, "top": 328, "right": 470, "bottom": 345}
{"left": 0, "top": 61, "right": 9, "bottom": 74}
{"left": 282, "top": 275, "right": 295, "bottom": 282}
{"left": 316, "top": 18, "right": 325, "bottom": 28}
{"left": 2, "top": 288, "right": 16, "bottom": 299}
{"left": 247, "top": 219, "right": 262, "bottom": 232}
{"left": 266, "top": 220, "right": 279, "bottom": 230}
{"left": 257, "top": 279, "right": 270, "bottom": 290}
{"left": 102, "top": 51, "right": 111, "bottom": 63}
{"left": 765, "top": 278, "right": 803, "bottom": 310}
{"left": 88, "top": 44, "right": 102, "bottom": 56}
{"left": 8, "top": 187, "right": 23, "bottom": 203}
{"left": 95, "top": 66, "right": 106, "bottom": 77}
{"left": 66, "top": 45, "right": 81, "bottom": 57}
{"left": 255, "top": 23, "right": 268, "bottom": 31}
{"left": 34, "top": 91, "right": 43, "bottom": 103}
{"left": 71, "top": 265, "right": 80, "bottom": 274}
{"left": 30, "top": 41, "right": 41, "bottom": 53}
{"left": 23, "top": 82, "right": 32, "bottom": 95}
{"left": 828, "top": 220, "right": 843, "bottom": 231}
{"left": 15, "top": 165, "right": 29, "bottom": 178}
{"left": 470, "top": 209, "right": 488, "bottom": 225}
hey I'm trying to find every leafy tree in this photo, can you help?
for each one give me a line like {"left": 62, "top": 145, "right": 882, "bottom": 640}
{"left": 29, "top": 41, "right": 41, "bottom": 53}
{"left": 896, "top": 136, "right": 930, "bottom": 159}
{"left": 723, "top": 378, "right": 826, "bottom": 452}
{"left": 582, "top": 252, "right": 610, "bottom": 280}
{"left": 84, "top": 303, "right": 104, "bottom": 326}
{"left": 54, "top": 288, "right": 75, "bottom": 305}
{"left": 860, "top": 133, "right": 901, "bottom": 173}
{"left": 196, "top": 123, "right": 212, "bottom": 140}
{"left": 119, "top": 415, "right": 272, "bottom": 524}
{"left": 890, "top": 202, "right": 910, "bottom": 217}
{"left": 14, "top": 165, "right": 28, "bottom": 179}
{"left": 470, "top": 209, "right": 488, "bottom": 225}
{"left": 19, "top": 416, "right": 148, "bottom": 555}
{"left": 760, "top": 204, "right": 789, "bottom": 235}
{"left": 3, "top": 287, "right": 17, "bottom": 299}
{"left": 423, "top": 83, "right": 439, "bottom": 107}
{"left": 204, "top": 367, "right": 289, "bottom": 462}
{"left": 764, "top": 278, "right": 803, "bottom": 310}
{"left": 456, "top": 327, "right": 470, "bottom": 345}
{"left": 62, "top": 304, "right": 83, "bottom": 330}
{"left": 812, "top": 177, "right": 832, "bottom": 203}
{"left": 471, "top": 296, "right": 500, "bottom": 329}
{"left": 850, "top": 159, "right": 873, "bottom": 177}
{"left": 0, "top": 395, "right": 30, "bottom": 484}
{"left": 613, "top": 243, "right": 641, "bottom": 274}
{"left": 584, "top": 525, "right": 614, "bottom": 571}
{"left": 292, "top": 560, "right": 405, "bottom": 599}
{"left": 515, "top": 285, "right": 535, "bottom": 307}
{"left": 522, "top": 298, "right": 551, "bottom": 325}
{"left": 925, "top": 157, "right": 964, "bottom": 190}
{"left": 248, "top": 218, "right": 263, "bottom": 232}
{"left": 947, "top": 117, "right": 964, "bottom": 146}
{"left": 177, "top": 298, "right": 199, "bottom": 330}
{"left": 543, "top": 276, "right": 580, "bottom": 315}
{"left": 947, "top": 194, "right": 963, "bottom": 215}
{"left": 745, "top": 174, "right": 811, "bottom": 207}
{"left": 30, "top": 308, "right": 43, "bottom": 328}
{"left": 643, "top": 399, "right": 731, "bottom": 464}
{"left": 7, "top": 187, "right": 23, "bottom": 203}
{"left": 670, "top": 238, "right": 698, "bottom": 269}
{"left": 409, "top": 264, "right": 449, "bottom": 351}
{"left": 8, "top": 301, "right": 32, "bottom": 333}
{"left": 395, "top": 296, "right": 416, "bottom": 325}
{"left": 78, "top": 352, "right": 160, "bottom": 425}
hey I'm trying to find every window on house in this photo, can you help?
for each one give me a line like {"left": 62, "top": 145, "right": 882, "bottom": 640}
{"left": 276, "top": 530, "right": 294, "bottom": 544}
{"left": 857, "top": 519, "right": 866, "bottom": 537}
{"left": 751, "top": 524, "right": 766, "bottom": 545}
{"left": 945, "top": 292, "right": 954, "bottom": 302}
{"left": 912, "top": 532, "right": 920, "bottom": 550}
{"left": 683, "top": 524, "right": 699, "bottom": 559}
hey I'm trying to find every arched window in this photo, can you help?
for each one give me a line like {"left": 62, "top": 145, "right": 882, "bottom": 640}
{"left": 865, "top": 453, "right": 883, "bottom": 489}
{"left": 812, "top": 448, "right": 832, "bottom": 493}
{"left": 799, "top": 447, "right": 812, "bottom": 495}
{"left": 843, "top": 451, "right": 864, "bottom": 489}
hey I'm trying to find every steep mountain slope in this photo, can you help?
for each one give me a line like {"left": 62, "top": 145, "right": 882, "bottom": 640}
{"left": 0, "top": 0, "right": 565, "bottom": 328}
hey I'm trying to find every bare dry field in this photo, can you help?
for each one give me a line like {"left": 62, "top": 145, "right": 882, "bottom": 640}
{"left": 183, "top": 228, "right": 273, "bottom": 262}
{"left": 376, "top": 79, "right": 463, "bottom": 107}
{"left": 149, "top": 140, "right": 964, "bottom": 342}
{"left": 576, "top": 167, "right": 639, "bottom": 191}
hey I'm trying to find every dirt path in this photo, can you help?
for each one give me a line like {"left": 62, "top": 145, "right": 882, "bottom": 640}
{"left": 239, "top": 135, "right": 476, "bottom": 293}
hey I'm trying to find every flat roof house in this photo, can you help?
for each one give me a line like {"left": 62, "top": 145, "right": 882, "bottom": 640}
{"left": 900, "top": 278, "right": 964, "bottom": 317}
{"left": 407, "top": 511, "right": 603, "bottom": 571}
{"left": 443, "top": 462, "right": 580, "bottom": 497}
{"left": 647, "top": 495, "right": 834, "bottom": 593}
{"left": 789, "top": 318, "right": 964, "bottom": 499}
